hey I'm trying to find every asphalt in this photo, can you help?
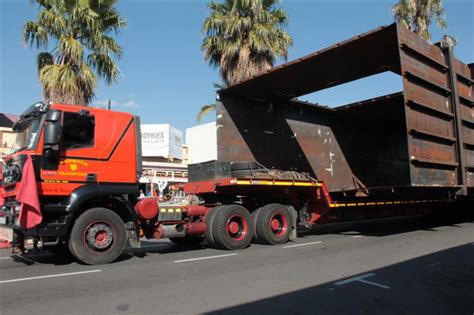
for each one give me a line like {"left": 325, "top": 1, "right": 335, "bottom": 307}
{"left": 0, "top": 215, "right": 473, "bottom": 315}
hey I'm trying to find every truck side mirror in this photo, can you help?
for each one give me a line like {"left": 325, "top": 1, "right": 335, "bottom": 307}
{"left": 42, "top": 110, "right": 62, "bottom": 170}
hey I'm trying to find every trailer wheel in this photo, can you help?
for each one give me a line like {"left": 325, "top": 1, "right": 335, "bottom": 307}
{"left": 211, "top": 205, "right": 253, "bottom": 250}
{"left": 68, "top": 208, "right": 126, "bottom": 265}
{"left": 255, "top": 204, "right": 292, "bottom": 245}
{"left": 170, "top": 235, "right": 205, "bottom": 246}
{"left": 251, "top": 207, "right": 264, "bottom": 242}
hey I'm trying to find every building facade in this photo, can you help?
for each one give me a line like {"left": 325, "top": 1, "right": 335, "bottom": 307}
{"left": 0, "top": 114, "right": 18, "bottom": 162}
{"left": 185, "top": 121, "right": 217, "bottom": 164}
{"left": 140, "top": 124, "right": 187, "bottom": 198}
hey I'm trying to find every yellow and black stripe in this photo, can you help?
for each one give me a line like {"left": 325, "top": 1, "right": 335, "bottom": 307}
{"left": 329, "top": 199, "right": 443, "bottom": 208}
{"left": 234, "top": 179, "right": 322, "bottom": 187}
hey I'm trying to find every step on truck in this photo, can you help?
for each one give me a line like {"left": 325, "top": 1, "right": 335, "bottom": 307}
{"left": 1, "top": 23, "right": 473, "bottom": 264}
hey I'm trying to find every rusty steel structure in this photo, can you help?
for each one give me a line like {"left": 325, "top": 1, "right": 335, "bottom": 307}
{"left": 216, "top": 23, "right": 474, "bottom": 198}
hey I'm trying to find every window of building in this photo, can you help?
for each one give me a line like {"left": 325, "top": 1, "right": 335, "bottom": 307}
{"left": 62, "top": 112, "right": 95, "bottom": 150}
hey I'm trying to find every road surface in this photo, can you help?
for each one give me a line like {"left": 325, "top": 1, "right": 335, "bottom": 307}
{"left": 1, "top": 216, "right": 473, "bottom": 314}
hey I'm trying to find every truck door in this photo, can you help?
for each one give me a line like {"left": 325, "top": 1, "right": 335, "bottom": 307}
{"left": 40, "top": 111, "right": 103, "bottom": 194}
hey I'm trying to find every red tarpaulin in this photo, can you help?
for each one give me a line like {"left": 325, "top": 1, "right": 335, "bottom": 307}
{"left": 16, "top": 155, "right": 42, "bottom": 229}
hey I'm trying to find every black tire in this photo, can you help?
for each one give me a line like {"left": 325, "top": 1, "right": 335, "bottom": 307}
{"left": 211, "top": 205, "right": 253, "bottom": 250}
{"left": 255, "top": 203, "right": 292, "bottom": 245}
{"left": 170, "top": 235, "right": 205, "bottom": 246}
{"left": 251, "top": 207, "right": 264, "bottom": 243}
{"left": 230, "top": 161, "right": 261, "bottom": 171}
{"left": 68, "top": 208, "right": 126, "bottom": 265}
{"left": 204, "top": 206, "right": 224, "bottom": 247}
{"left": 231, "top": 161, "right": 266, "bottom": 178}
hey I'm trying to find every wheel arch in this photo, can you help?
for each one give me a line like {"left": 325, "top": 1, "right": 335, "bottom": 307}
{"left": 64, "top": 184, "right": 140, "bottom": 234}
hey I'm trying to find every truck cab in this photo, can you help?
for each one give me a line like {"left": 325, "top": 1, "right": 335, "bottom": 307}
{"left": 1, "top": 102, "right": 142, "bottom": 264}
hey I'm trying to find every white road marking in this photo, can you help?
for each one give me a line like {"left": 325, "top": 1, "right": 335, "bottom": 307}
{"left": 174, "top": 253, "right": 237, "bottom": 263}
{"left": 335, "top": 273, "right": 390, "bottom": 289}
{"left": 352, "top": 235, "right": 363, "bottom": 238}
{"left": 0, "top": 256, "right": 12, "bottom": 260}
{"left": 283, "top": 241, "right": 322, "bottom": 248}
{"left": 357, "top": 279, "right": 391, "bottom": 289}
{"left": 0, "top": 270, "right": 101, "bottom": 284}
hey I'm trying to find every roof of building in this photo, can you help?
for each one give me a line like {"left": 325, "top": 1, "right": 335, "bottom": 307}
{"left": 0, "top": 113, "right": 19, "bottom": 128}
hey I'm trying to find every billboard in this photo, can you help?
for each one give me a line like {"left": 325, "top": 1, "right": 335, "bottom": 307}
{"left": 141, "top": 124, "right": 183, "bottom": 159}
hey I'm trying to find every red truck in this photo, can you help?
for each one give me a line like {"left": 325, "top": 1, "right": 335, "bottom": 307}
{"left": 1, "top": 24, "right": 472, "bottom": 265}
{"left": 0, "top": 101, "right": 315, "bottom": 264}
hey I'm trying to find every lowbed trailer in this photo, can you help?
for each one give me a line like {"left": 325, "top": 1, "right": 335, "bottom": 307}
{"left": 182, "top": 175, "right": 454, "bottom": 246}
{"left": 0, "top": 23, "right": 472, "bottom": 265}
{"left": 183, "top": 23, "right": 473, "bottom": 248}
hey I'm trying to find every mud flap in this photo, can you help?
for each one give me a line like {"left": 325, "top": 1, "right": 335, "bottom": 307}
{"left": 125, "top": 221, "right": 140, "bottom": 248}
{"left": 289, "top": 206, "right": 298, "bottom": 241}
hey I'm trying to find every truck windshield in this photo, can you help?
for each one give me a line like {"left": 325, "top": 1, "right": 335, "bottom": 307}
{"left": 10, "top": 116, "right": 42, "bottom": 154}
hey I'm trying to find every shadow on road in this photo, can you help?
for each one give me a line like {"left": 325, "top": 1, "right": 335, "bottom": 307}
{"left": 299, "top": 209, "right": 474, "bottom": 239}
{"left": 206, "top": 243, "right": 474, "bottom": 315}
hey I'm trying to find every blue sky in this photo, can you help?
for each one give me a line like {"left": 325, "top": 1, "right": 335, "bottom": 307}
{"left": 1, "top": 0, "right": 473, "bottom": 132}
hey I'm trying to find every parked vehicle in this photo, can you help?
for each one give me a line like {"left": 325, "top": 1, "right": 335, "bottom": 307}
{"left": 1, "top": 24, "right": 472, "bottom": 264}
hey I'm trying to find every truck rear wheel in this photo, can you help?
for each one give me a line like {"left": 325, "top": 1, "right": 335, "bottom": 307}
{"left": 68, "top": 207, "right": 126, "bottom": 265}
{"left": 211, "top": 205, "right": 253, "bottom": 250}
{"left": 255, "top": 204, "right": 291, "bottom": 245}
{"left": 204, "top": 205, "right": 224, "bottom": 247}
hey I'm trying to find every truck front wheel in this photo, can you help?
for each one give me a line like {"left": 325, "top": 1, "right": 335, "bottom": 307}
{"left": 68, "top": 208, "right": 126, "bottom": 265}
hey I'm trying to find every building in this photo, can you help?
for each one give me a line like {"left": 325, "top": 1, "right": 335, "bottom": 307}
{"left": 0, "top": 113, "right": 18, "bottom": 161}
{"left": 185, "top": 121, "right": 217, "bottom": 164}
{"left": 140, "top": 124, "right": 188, "bottom": 197}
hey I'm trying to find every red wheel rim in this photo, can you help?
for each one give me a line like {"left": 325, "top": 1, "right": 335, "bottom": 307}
{"left": 269, "top": 212, "right": 288, "bottom": 237}
{"left": 226, "top": 215, "right": 248, "bottom": 241}
{"left": 84, "top": 221, "right": 114, "bottom": 251}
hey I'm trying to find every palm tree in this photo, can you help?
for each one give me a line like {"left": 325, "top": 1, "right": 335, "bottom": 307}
{"left": 198, "top": 0, "right": 292, "bottom": 121}
{"left": 196, "top": 82, "right": 225, "bottom": 122}
{"left": 23, "top": 0, "right": 125, "bottom": 105}
{"left": 392, "top": 0, "right": 446, "bottom": 41}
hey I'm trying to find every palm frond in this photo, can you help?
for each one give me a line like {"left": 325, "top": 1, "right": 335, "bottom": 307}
{"left": 392, "top": 0, "right": 446, "bottom": 40}
{"left": 202, "top": 0, "right": 292, "bottom": 85}
{"left": 196, "top": 103, "right": 217, "bottom": 123}
{"left": 25, "top": 0, "right": 125, "bottom": 105}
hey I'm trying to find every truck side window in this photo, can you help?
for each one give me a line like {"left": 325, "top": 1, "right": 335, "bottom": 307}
{"left": 62, "top": 112, "right": 94, "bottom": 149}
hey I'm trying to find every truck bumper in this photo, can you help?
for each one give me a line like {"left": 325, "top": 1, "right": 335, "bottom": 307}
{"left": 0, "top": 203, "right": 20, "bottom": 244}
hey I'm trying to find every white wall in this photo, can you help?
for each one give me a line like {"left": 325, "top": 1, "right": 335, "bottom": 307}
{"left": 186, "top": 122, "right": 217, "bottom": 164}
{"left": 141, "top": 124, "right": 183, "bottom": 159}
